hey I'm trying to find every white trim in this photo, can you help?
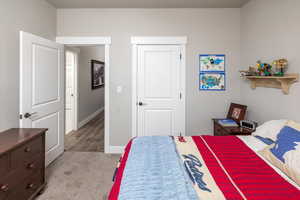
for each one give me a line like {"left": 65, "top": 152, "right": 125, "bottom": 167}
{"left": 104, "top": 44, "right": 110, "bottom": 154}
{"left": 180, "top": 44, "right": 186, "bottom": 136}
{"left": 108, "top": 146, "right": 125, "bottom": 154}
{"left": 131, "top": 36, "right": 187, "bottom": 45}
{"left": 56, "top": 37, "right": 111, "bottom": 45}
{"left": 78, "top": 107, "right": 104, "bottom": 129}
{"left": 131, "top": 36, "right": 187, "bottom": 139}
{"left": 56, "top": 36, "right": 111, "bottom": 154}
{"left": 131, "top": 44, "right": 138, "bottom": 138}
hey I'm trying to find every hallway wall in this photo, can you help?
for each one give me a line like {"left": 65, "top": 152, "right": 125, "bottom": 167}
{"left": 77, "top": 46, "right": 105, "bottom": 124}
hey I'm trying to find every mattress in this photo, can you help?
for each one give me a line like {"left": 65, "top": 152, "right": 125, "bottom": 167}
{"left": 108, "top": 135, "right": 300, "bottom": 200}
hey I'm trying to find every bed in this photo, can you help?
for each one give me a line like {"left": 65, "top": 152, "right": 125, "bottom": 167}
{"left": 108, "top": 120, "right": 300, "bottom": 200}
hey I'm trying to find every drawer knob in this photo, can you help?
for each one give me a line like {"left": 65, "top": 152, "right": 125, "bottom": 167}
{"left": 27, "top": 163, "right": 35, "bottom": 169}
{"left": 0, "top": 184, "right": 9, "bottom": 192}
{"left": 24, "top": 147, "right": 31, "bottom": 152}
{"left": 27, "top": 183, "right": 35, "bottom": 189}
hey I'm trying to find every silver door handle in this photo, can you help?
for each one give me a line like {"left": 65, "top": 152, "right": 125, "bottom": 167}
{"left": 24, "top": 112, "right": 37, "bottom": 119}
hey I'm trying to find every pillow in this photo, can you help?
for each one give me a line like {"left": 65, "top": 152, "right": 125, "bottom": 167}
{"left": 259, "top": 120, "right": 300, "bottom": 186}
{"left": 253, "top": 119, "right": 288, "bottom": 141}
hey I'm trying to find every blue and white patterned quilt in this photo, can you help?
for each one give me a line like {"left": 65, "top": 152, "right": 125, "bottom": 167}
{"left": 118, "top": 136, "right": 199, "bottom": 200}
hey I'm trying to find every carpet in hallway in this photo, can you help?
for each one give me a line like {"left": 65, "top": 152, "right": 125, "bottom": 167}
{"left": 36, "top": 152, "right": 120, "bottom": 200}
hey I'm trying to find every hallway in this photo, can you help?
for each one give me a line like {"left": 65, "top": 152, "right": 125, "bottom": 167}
{"left": 65, "top": 111, "right": 104, "bottom": 152}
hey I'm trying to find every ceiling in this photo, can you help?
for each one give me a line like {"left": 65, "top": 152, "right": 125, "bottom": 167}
{"left": 46, "top": 0, "right": 250, "bottom": 8}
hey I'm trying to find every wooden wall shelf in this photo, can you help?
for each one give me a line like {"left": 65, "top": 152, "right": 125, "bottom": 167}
{"left": 244, "top": 73, "right": 299, "bottom": 94}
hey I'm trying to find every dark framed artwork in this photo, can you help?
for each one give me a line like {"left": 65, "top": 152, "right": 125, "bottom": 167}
{"left": 226, "top": 103, "right": 247, "bottom": 123}
{"left": 91, "top": 60, "right": 105, "bottom": 90}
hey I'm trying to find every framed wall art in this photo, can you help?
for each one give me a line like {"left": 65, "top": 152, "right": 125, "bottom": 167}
{"left": 199, "top": 72, "right": 225, "bottom": 91}
{"left": 91, "top": 60, "right": 105, "bottom": 90}
{"left": 199, "top": 54, "right": 225, "bottom": 72}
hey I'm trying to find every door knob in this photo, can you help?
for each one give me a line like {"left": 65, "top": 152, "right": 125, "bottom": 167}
{"left": 24, "top": 112, "right": 37, "bottom": 119}
{"left": 138, "top": 102, "right": 148, "bottom": 106}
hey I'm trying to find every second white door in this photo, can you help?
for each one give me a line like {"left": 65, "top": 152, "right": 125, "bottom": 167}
{"left": 65, "top": 51, "right": 76, "bottom": 134}
{"left": 137, "top": 45, "right": 185, "bottom": 137}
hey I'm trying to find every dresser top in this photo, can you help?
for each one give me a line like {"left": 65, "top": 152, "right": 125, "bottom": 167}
{"left": 0, "top": 128, "right": 47, "bottom": 155}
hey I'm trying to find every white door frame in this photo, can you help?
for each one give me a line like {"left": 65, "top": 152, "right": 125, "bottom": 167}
{"left": 131, "top": 36, "right": 187, "bottom": 138}
{"left": 56, "top": 36, "right": 111, "bottom": 153}
{"left": 65, "top": 47, "right": 80, "bottom": 132}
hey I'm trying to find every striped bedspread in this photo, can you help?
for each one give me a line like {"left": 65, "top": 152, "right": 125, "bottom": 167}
{"left": 108, "top": 136, "right": 300, "bottom": 200}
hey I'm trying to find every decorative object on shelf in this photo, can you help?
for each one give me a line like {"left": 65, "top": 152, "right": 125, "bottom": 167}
{"left": 91, "top": 60, "right": 105, "bottom": 90}
{"left": 240, "top": 58, "right": 298, "bottom": 94}
{"left": 257, "top": 60, "right": 273, "bottom": 76}
{"left": 199, "top": 54, "right": 225, "bottom": 72}
{"left": 245, "top": 74, "right": 299, "bottom": 95}
{"left": 273, "top": 58, "right": 288, "bottom": 76}
{"left": 199, "top": 72, "right": 225, "bottom": 91}
{"left": 199, "top": 54, "right": 226, "bottom": 91}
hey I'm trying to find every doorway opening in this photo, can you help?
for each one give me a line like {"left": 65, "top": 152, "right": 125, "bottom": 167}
{"left": 64, "top": 45, "right": 106, "bottom": 152}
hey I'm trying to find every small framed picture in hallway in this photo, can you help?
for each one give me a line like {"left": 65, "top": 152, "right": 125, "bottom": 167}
{"left": 91, "top": 60, "right": 105, "bottom": 89}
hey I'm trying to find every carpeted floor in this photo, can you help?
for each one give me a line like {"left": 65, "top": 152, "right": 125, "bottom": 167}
{"left": 36, "top": 152, "right": 120, "bottom": 200}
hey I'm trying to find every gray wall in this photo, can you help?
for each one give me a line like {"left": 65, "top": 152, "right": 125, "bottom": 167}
{"left": 0, "top": 0, "right": 57, "bottom": 131}
{"left": 77, "top": 46, "right": 105, "bottom": 123}
{"left": 57, "top": 9, "right": 241, "bottom": 146}
{"left": 240, "top": 0, "right": 300, "bottom": 124}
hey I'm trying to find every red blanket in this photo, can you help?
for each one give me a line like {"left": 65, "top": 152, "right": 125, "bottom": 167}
{"left": 192, "top": 136, "right": 300, "bottom": 200}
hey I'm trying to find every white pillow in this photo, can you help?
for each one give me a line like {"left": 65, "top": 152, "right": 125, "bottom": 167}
{"left": 253, "top": 119, "right": 288, "bottom": 141}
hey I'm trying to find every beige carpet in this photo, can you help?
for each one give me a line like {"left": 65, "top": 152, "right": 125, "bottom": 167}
{"left": 36, "top": 152, "right": 120, "bottom": 200}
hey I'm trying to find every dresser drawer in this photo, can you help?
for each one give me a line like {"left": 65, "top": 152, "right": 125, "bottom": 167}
{"left": 16, "top": 154, "right": 44, "bottom": 181}
{"left": 7, "top": 171, "right": 43, "bottom": 200}
{"left": 214, "top": 123, "right": 230, "bottom": 136}
{"left": 0, "top": 155, "right": 43, "bottom": 200}
{"left": 0, "top": 154, "right": 9, "bottom": 177}
{"left": 0, "top": 171, "right": 21, "bottom": 200}
{"left": 11, "top": 136, "right": 43, "bottom": 169}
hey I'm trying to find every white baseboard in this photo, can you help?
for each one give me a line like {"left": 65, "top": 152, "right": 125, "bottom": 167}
{"left": 107, "top": 146, "right": 124, "bottom": 154}
{"left": 78, "top": 107, "right": 104, "bottom": 129}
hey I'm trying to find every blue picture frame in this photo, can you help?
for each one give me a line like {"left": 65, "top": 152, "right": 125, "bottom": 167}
{"left": 199, "top": 54, "right": 226, "bottom": 73}
{"left": 199, "top": 72, "right": 226, "bottom": 91}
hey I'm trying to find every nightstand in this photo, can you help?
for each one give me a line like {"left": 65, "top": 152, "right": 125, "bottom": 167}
{"left": 213, "top": 119, "right": 254, "bottom": 136}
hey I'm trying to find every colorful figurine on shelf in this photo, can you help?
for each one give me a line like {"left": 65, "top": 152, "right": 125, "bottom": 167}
{"left": 273, "top": 58, "right": 288, "bottom": 77}
{"left": 257, "top": 60, "right": 273, "bottom": 76}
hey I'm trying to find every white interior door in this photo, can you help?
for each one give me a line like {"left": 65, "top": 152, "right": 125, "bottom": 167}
{"left": 20, "top": 31, "right": 65, "bottom": 166}
{"left": 65, "top": 51, "right": 75, "bottom": 134}
{"left": 137, "top": 45, "right": 184, "bottom": 136}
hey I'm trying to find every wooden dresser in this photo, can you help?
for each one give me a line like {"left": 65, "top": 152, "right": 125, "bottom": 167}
{"left": 0, "top": 128, "right": 47, "bottom": 200}
{"left": 213, "top": 119, "right": 253, "bottom": 136}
